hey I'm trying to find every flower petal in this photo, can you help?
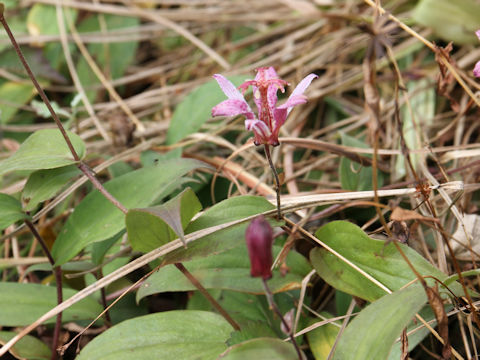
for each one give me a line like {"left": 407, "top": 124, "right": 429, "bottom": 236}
{"left": 474, "top": 61, "right": 480, "bottom": 78}
{"left": 273, "top": 108, "right": 287, "bottom": 132}
{"left": 476, "top": 29, "right": 480, "bottom": 41}
{"left": 213, "top": 74, "right": 246, "bottom": 101}
{"left": 212, "top": 99, "right": 255, "bottom": 119}
{"left": 245, "top": 119, "right": 272, "bottom": 145}
{"left": 255, "top": 66, "right": 279, "bottom": 82}
{"left": 289, "top": 73, "right": 318, "bottom": 98}
{"left": 283, "top": 73, "right": 317, "bottom": 115}
{"left": 276, "top": 94, "right": 307, "bottom": 110}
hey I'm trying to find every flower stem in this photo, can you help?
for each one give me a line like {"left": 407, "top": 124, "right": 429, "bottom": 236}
{"left": 262, "top": 278, "right": 303, "bottom": 360}
{"left": 264, "top": 145, "right": 282, "bottom": 219}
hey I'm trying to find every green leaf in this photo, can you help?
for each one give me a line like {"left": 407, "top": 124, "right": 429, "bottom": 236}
{"left": 388, "top": 305, "right": 442, "bottom": 360}
{"left": 27, "top": 4, "right": 77, "bottom": 38}
{"left": 306, "top": 314, "right": 340, "bottom": 360}
{"left": 0, "top": 193, "right": 29, "bottom": 231}
{"left": 227, "top": 321, "right": 277, "bottom": 346}
{"left": 412, "top": 0, "right": 480, "bottom": 44}
{"left": 78, "top": 14, "right": 139, "bottom": 80}
{"left": 22, "top": 165, "right": 81, "bottom": 211}
{"left": 0, "top": 282, "right": 102, "bottom": 326}
{"left": 0, "top": 331, "right": 51, "bottom": 360}
{"left": 161, "top": 195, "right": 276, "bottom": 264}
{"left": 137, "top": 245, "right": 311, "bottom": 301}
{"left": 218, "top": 337, "right": 300, "bottom": 360}
{"left": 126, "top": 188, "right": 202, "bottom": 251}
{"left": 51, "top": 158, "right": 207, "bottom": 265}
{"left": 333, "top": 284, "right": 427, "bottom": 360}
{"left": 166, "top": 75, "right": 247, "bottom": 153}
{"left": 90, "top": 231, "right": 124, "bottom": 265}
{"left": 0, "top": 47, "right": 66, "bottom": 84}
{"left": 77, "top": 311, "right": 233, "bottom": 360}
{"left": 0, "top": 129, "right": 85, "bottom": 177}
{"left": 76, "top": 14, "right": 139, "bottom": 101}
{"left": 310, "top": 221, "right": 462, "bottom": 302}
{"left": 31, "top": 99, "right": 71, "bottom": 119}
{"left": 339, "top": 133, "right": 382, "bottom": 191}
{"left": 0, "top": 82, "right": 36, "bottom": 124}
{"left": 394, "top": 77, "right": 434, "bottom": 180}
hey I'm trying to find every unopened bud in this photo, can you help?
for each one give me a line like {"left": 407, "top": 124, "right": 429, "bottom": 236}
{"left": 245, "top": 216, "right": 273, "bottom": 280}
{"left": 280, "top": 308, "right": 295, "bottom": 335}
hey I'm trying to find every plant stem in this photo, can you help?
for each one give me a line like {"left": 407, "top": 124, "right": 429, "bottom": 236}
{"left": 96, "top": 269, "right": 112, "bottom": 326}
{"left": 77, "top": 163, "right": 128, "bottom": 214}
{"left": 264, "top": 145, "right": 282, "bottom": 219}
{"left": 262, "top": 278, "right": 302, "bottom": 360}
{"left": 174, "top": 263, "right": 240, "bottom": 331}
{"left": 24, "top": 220, "right": 62, "bottom": 360}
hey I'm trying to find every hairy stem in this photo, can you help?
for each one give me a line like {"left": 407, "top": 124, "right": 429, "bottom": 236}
{"left": 24, "top": 220, "right": 62, "bottom": 360}
{"left": 264, "top": 145, "right": 282, "bottom": 219}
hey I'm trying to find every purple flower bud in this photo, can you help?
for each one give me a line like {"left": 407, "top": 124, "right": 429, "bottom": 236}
{"left": 245, "top": 216, "right": 274, "bottom": 280}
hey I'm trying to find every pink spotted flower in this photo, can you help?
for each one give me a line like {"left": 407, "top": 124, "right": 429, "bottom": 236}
{"left": 475, "top": 30, "right": 480, "bottom": 77}
{"left": 212, "top": 67, "right": 317, "bottom": 146}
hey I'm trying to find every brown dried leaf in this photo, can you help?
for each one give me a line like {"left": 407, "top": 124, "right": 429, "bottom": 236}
{"left": 390, "top": 207, "right": 438, "bottom": 223}
{"left": 400, "top": 328, "right": 408, "bottom": 360}
{"left": 426, "top": 285, "right": 451, "bottom": 359}
{"left": 435, "top": 42, "right": 460, "bottom": 112}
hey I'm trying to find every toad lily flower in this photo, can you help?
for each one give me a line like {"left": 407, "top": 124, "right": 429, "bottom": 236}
{"left": 475, "top": 30, "right": 480, "bottom": 77}
{"left": 212, "top": 67, "right": 317, "bottom": 146}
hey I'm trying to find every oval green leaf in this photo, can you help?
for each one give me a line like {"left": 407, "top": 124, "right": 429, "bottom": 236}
{"left": 52, "top": 158, "right": 207, "bottom": 265}
{"left": 0, "top": 282, "right": 102, "bottom": 326}
{"left": 218, "top": 337, "right": 300, "bottom": 360}
{"left": 333, "top": 284, "right": 427, "bottom": 360}
{"left": 77, "top": 310, "right": 233, "bottom": 360}
{"left": 0, "top": 129, "right": 85, "bottom": 177}
{"left": 310, "top": 221, "right": 461, "bottom": 302}
{"left": 0, "top": 193, "right": 29, "bottom": 231}
{"left": 22, "top": 165, "right": 81, "bottom": 211}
